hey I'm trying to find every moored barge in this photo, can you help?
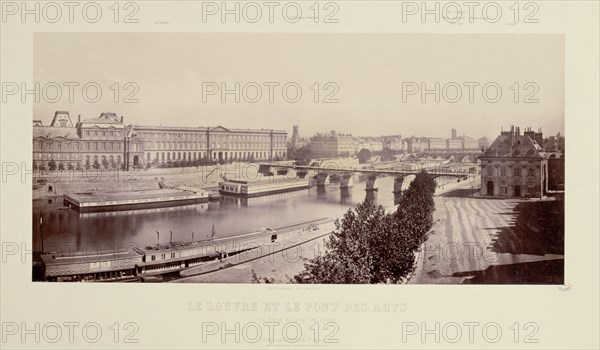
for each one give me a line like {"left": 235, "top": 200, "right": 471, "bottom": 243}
{"left": 64, "top": 187, "right": 209, "bottom": 212}
{"left": 218, "top": 179, "right": 310, "bottom": 197}
{"left": 40, "top": 228, "right": 279, "bottom": 282}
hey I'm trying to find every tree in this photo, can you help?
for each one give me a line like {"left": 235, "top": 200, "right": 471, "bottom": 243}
{"left": 48, "top": 159, "right": 57, "bottom": 171}
{"left": 380, "top": 148, "right": 397, "bottom": 162}
{"left": 294, "top": 170, "right": 436, "bottom": 284}
{"left": 293, "top": 145, "right": 313, "bottom": 166}
{"left": 394, "top": 170, "right": 437, "bottom": 250}
{"left": 357, "top": 149, "right": 372, "bottom": 164}
{"left": 294, "top": 200, "right": 421, "bottom": 284}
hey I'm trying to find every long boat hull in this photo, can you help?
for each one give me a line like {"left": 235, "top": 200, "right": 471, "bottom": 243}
{"left": 64, "top": 189, "right": 210, "bottom": 213}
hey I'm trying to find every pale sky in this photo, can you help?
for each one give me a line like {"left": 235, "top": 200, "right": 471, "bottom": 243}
{"left": 34, "top": 33, "right": 564, "bottom": 139}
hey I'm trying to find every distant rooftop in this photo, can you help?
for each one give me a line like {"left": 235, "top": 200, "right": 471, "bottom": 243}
{"left": 484, "top": 127, "right": 546, "bottom": 158}
{"left": 80, "top": 112, "right": 122, "bottom": 125}
{"left": 33, "top": 126, "right": 79, "bottom": 140}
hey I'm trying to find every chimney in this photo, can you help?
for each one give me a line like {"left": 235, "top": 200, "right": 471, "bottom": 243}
{"left": 524, "top": 126, "right": 535, "bottom": 141}
{"left": 534, "top": 128, "right": 543, "bottom": 145}
{"left": 510, "top": 125, "right": 515, "bottom": 144}
{"left": 120, "top": 116, "right": 124, "bottom": 123}
{"left": 78, "top": 115, "right": 81, "bottom": 124}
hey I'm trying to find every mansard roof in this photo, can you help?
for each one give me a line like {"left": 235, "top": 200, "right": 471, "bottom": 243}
{"left": 80, "top": 112, "right": 123, "bottom": 126}
{"left": 33, "top": 126, "right": 80, "bottom": 140}
{"left": 483, "top": 133, "right": 546, "bottom": 158}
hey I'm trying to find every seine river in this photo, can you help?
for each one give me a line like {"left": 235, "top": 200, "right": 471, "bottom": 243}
{"left": 32, "top": 177, "right": 403, "bottom": 254}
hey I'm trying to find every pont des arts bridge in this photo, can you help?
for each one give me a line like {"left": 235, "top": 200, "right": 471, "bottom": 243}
{"left": 257, "top": 162, "right": 471, "bottom": 193}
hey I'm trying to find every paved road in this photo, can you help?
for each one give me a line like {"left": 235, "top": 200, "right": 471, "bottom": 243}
{"left": 416, "top": 189, "right": 564, "bottom": 284}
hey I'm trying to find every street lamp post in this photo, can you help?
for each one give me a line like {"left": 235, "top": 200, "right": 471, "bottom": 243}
{"left": 39, "top": 215, "right": 44, "bottom": 254}
{"left": 124, "top": 136, "right": 130, "bottom": 172}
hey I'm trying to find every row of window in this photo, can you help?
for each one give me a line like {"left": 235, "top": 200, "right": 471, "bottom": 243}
{"left": 34, "top": 141, "right": 80, "bottom": 151}
{"left": 150, "top": 252, "right": 177, "bottom": 261}
{"left": 36, "top": 140, "right": 284, "bottom": 153}
{"left": 33, "top": 155, "right": 123, "bottom": 167}
{"left": 34, "top": 153, "right": 80, "bottom": 159}
{"left": 485, "top": 165, "right": 536, "bottom": 177}
{"left": 85, "top": 142, "right": 122, "bottom": 151}
{"left": 145, "top": 141, "right": 286, "bottom": 151}
{"left": 138, "top": 131, "right": 286, "bottom": 142}
{"left": 146, "top": 150, "right": 286, "bottom": 162}
{"left": 222, "top": 185, "right": 239, "bottom": 192}
{"left": 84, "top": 130, "right": 124, "bottom": 138}
{"left": 34, "top": 141, "right": 123, "bottom": 151}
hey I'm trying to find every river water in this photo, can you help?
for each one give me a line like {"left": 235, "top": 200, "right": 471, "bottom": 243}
{"left": 32, "top": 176, "right": 403, "bottom": 254}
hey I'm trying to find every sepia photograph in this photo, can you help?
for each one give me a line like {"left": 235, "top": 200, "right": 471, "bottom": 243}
{"left": 1, "top": 1, "right": 598, "bottom": 349}
{"left": 31, "top": 32, "right": 564, "bottom": 284}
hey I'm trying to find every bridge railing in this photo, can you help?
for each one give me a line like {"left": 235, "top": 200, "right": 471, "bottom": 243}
{"left": 259, "top": 162, "right": 470, "bottom": 178}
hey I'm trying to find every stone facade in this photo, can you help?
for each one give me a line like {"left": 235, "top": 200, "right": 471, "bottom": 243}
{"left": 309, "top": 131, "right": 358, "bottom": 158}
{"left": 479, "top": 126, "right": 548, "bottom": 198}
{"left": 547, "top": 152, "right": 565, "bottom": 191}
{"left": 33, "top": 111, "right": 287, "bottom": 170}
{"left": 133, "top": 125, "right": 287, "bottom": 165}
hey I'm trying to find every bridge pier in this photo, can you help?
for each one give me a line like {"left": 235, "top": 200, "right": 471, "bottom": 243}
{"left": 366, "top": 190, "right": 377, "bottom": 202}
{"left": 365, "top": 175, "right": 378, "bottom": 191}
{"left": 392, "top": 175, "right": 405, "bottom": 193}
{"left": 314, "top": 173, "right": 329, "bottom": 187}
{"left": 340, "top": 173, "right": 354, "bottom": 189}
{"left": 394, "top": 192, "right": 402, "bottom": 205}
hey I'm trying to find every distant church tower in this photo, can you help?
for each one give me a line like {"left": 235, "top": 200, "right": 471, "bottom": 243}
{"left": 291, "top": 125, "right": 299, "bottom": 148}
